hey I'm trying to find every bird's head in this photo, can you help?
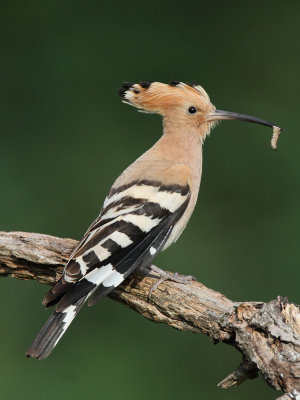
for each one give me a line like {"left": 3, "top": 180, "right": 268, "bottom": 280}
{"left": 119, "top": 81, "right": 282, "bottom": 148}
{"left": 119, "top": 81, "right": 215, "bottom": 134}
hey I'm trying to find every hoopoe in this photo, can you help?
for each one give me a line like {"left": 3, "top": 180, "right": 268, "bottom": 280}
{"left": 27, "top": 80, "right": 282, "bottom": 360}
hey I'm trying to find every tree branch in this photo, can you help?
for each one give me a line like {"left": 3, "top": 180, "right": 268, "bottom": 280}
{"left": 1, "top": 231, "right": 300, "bottom": 398}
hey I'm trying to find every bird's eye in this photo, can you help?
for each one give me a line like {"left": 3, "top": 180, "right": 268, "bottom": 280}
{"left": 188, "top": 106, "right": 197, "bottom": 114}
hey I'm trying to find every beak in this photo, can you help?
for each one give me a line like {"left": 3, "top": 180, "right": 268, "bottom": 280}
{"left": 206, "top": 109, "right": 283, "bottom": 150}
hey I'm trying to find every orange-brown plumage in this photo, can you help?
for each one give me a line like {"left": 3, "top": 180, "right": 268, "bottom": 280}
{"left": 121, "top": 81, "right": 215, "bottom": 135}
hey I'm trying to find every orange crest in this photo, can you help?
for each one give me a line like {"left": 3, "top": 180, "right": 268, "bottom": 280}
{"left": 119, "top": 81, "right": 213, "bottom": 116}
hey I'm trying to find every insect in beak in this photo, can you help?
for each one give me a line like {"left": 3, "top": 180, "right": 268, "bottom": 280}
{"left": 206, "top": 109, "right": 282, "bottom": 150}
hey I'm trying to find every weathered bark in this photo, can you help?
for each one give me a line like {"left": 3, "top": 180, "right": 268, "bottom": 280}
{"left": 0, "top": 231, "right": 299, "bottom": 398}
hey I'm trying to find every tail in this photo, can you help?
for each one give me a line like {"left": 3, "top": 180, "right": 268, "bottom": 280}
{"left": 26, "top": 296, "right": 87, "bottom": 360}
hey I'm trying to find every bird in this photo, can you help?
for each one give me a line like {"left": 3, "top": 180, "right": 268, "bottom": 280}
{"left": 26, "top": 80, "right": 282, "bottom": 360}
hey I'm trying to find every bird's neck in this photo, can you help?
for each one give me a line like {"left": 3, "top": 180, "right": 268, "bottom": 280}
{"left": 112, "top": 119, "right": 206, "bottom": 191}
{"left": 152, "top": 119, "right": 204, "bottom": 170}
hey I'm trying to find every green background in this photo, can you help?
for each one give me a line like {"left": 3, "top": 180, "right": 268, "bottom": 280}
{"left": 1, "top": 1, "right": 299, "bottom": 399}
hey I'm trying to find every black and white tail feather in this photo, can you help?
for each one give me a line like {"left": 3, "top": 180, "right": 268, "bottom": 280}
{"left": 26, "top": 297, "right": 87, "bottom": 360}
{"left": 26, "top": 179, "right": 190, "bottom": 359}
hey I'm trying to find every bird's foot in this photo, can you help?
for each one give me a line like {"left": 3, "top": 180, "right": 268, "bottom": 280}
{"left": 139, "top": 265, "right": 196, "bottom": 300}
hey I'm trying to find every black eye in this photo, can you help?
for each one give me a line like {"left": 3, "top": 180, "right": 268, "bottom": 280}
{"left": 188, "top": 106, "right": 197, "bottom": 114}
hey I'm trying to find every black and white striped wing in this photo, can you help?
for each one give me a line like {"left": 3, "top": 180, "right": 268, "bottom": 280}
{"left": 44, "top": 180, "right": 190, "bottom": 312}
{"left": 27, "top": 180, "right": 190, "bottom": 359}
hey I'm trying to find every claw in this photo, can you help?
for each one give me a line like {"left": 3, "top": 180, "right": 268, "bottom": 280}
{"left": 140, "top": 265, "right": 196, "bottom": 301}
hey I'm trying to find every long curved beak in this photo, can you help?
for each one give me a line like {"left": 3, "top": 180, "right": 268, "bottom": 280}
{"left": 206, "top": 109, "right": 283, "bottom": 150}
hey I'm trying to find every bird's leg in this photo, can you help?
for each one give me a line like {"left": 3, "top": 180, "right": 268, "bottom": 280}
{"left": 139, "top": 265, "right": 196, "bottom": 300}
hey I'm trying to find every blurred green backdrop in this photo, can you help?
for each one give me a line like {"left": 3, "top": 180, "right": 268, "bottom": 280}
{"left": 1, "top": 1, "right": 299, "bottom": 399}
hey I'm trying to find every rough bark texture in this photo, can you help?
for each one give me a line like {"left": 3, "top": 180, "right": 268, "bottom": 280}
{"left": 0, "top": 231, "right": 299, "bottom": 399}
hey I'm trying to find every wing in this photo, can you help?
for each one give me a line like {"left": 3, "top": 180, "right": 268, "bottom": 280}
{"left": 43, "top": 179, "right": 190, "bottom": 311}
